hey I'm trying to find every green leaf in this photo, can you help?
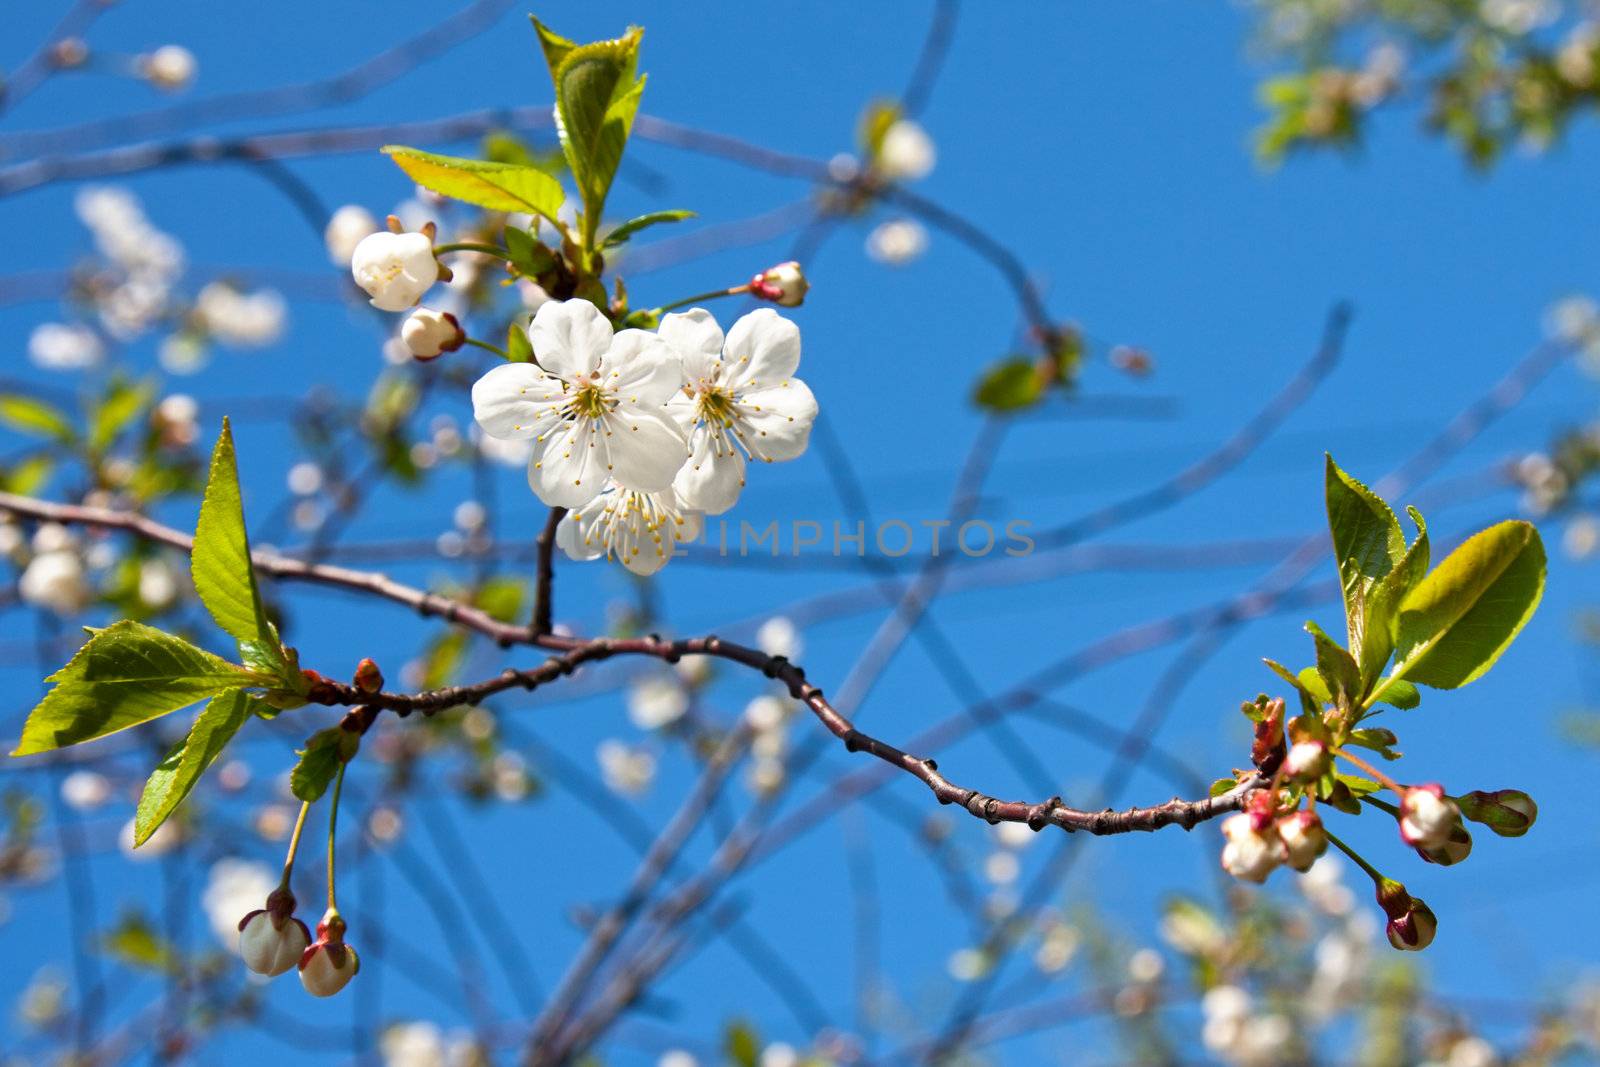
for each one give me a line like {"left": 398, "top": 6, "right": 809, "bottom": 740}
{"left": 133, "top": 689, "right": 256, "bottom": 846}
{"left": 536, "top": 20, "right": 645, "bottom": 247}
{"left": 1362, "top": 506, "right": 1430, "bottom": 683}
{"left": 100, "top": 911, "right": 178, "bottom": 973}
{"left": 1263, "top": 657, "right": 1322, "bottom": 714}
{"left": 290, "top": 728, "right": 355, "bottom": 802}
{"left": 724, "top": 1020, "right": 761, "bottom": 1067}
{"left": 1324, "top": 456, "right": 1405, "bottom": 676}
{"left": 1305, "top": 620, "right": 1360, "bottom": 709}
{"left": 973, "top": 358, "right": 1043, "bottom": 411}
{"left": 507, "top": 321, "right": 534, "bottom": 363}
{"left": 382, "top": 146, "right": 565, "bottom": 225}
{"left": 88, "top": 378, "right": 154, "bottom": 454}
{"left": 192, "top": 419, "right": 276, "bottom": 655}
{"left": 1392, "top": 520, "right": 1546, "bottom": 689}
{"left": 0, "top": 394, "right": 75, "bottom": 442}
{"left": 503, "top": 225, "right": 555, "bottom": 277}
{"left": 12, "top": 621, "right": 252, "bottom": 756}
{"left": 1369, "top": 676, "right": 1420, "bottom": 710}
{"left": 1209, "top": 776, "right": 1238, "bottom": 798}
{"left": 599, "top": 209, "right": 695, "bottom": 249}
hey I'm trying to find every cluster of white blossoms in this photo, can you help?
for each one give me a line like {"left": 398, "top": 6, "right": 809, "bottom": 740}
{"left": 29, "top": 187, "right": 287, "bottom": 375}
{"left": 472, "top": 299, "right": 819, "bottom": 575}
{"left": 867, "top": 117, "right": 935, "bottom": 266}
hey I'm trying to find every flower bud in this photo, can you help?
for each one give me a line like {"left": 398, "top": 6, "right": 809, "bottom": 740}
{"left": 400, "top": 308, "right": 464, "bottom": 360}
{"left": 1456, "top": 788, "right": 1537, "bottom": 838}
{"left": 1282, "top": 740, "right": 1330, "bottom": 782}
{"left": 1385, "top": 897, "right": 1438, "bottom": 952}
{"left": 1416, "top": 823, "right": 1472, "bottom": 867}
{"left": 237, "top": 888, "right": 311, "bottom": 977}
{"left": 1398, "top": 784, "right": 1461, "bottom": 851}
{"left": 1219, "top": 813, "right": 1285, "bottom": 884}
{"left": 353, "top": 658, "right": 384, "bottom": 694}
{"left": 1276, "top": 810, "right": 1328, "bottom": 872}
{"left": 141, "top": 45, "right": 196, "bottom": 92}
{"left": 351, "top": 231, "right": 439, "bottom": 312}
{"left": 876, "top": 118, "right": 936, "bottom": 181}
{"left": 299, "top": 909, "right": 359, "bottom": 997}
{"left": 749, "top": 261, "right": 809, "bottom": 307}
{"left": 1248, "top": 697, "right": 1285, "bottom": 774}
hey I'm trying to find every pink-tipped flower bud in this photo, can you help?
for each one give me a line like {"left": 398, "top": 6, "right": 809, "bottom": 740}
{"left": 1416, "top": 823, "right": 1473, "bottom": 867}
{"left": 1276, "top": 810, "right": 1328, "bottom": 872}
{"left": 1398, "top": 784, "right": 1461, "bottom": 852}
{"left": 1283, "top": 740, "right": 1330, "bottom": 782}
{"left": 1219, "top": 812, "right": 1285, "bottom": 884}
{"left": 400, "top": 308, "right": 464, "bottom": 360}
{"left": 353, "top": 658, "right": 384, "bottom": 694}
{"left": 1374, "top": 878, "right": 1437, "bottom": 952}
{"left": 299, "top": 909, "right": 360, "bottom": 997}
{"left": 749, "top": 261, "right": 809, "bottom": 308}
{"left": 1456, "top": 789, "right": 1538, "bottom": 838}
{"left": 237, "top": 887, "right": 311, "bottom": 977}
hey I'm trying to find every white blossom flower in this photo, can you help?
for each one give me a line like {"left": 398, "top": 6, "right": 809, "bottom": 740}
{"left": 19, "top": 549, "right": 90, "bottom": 615}
{"left": 658, "top": 1053, "right": 698, "bottom": 1067}
{"left": 28, "top": 323, "right": 103, "bottom": 370}
{"left": 626, "top": 675, "right": 689, "bottom": 730}
{"left": 142, "top": 45, "right": 196, "bottom": 91}
{"left": 658, "top": 308, "right": 817, "bottom": 515}
{"left": 755, "top": 615, "right": 802, "bottom": 659}
{"left": 138, "top": 558, "right": 179, "bottom": 609}
{"left": 877, "top": 118, "right": 936, "bottom": 181}
{"left": 866, "top": 218, "right": 928, "bottom": 265}
{"left": 351, "top": 230, "right": 439, "bottom": 312}
{"left": 401, "top": 308, "right": 464, "bottom": 360}
{"left": 473, "top": 300, "right": 686, "bottom": 508}
{"left": 382, "top": 1022, "right": 449, "bottom": 1067}
{"left": 1220, "top": 813, "right": 1284, "bottom": 884}
{"left": 60, "top": 771, "right": 111, "bottom": 811}
{"left": 325, "top": 205, "right": 379, "bottom": 266}
{"left": 556, "top": 482, "right": 702, "bottom": 575}
{"left": 598, "top": 740, "right": 655, "bottom": 796}
{"left": 196, "top": 283, "right": 286, "bottom": 347}
{"left": 202, "top": 859, "right": 276, "bottom": 949}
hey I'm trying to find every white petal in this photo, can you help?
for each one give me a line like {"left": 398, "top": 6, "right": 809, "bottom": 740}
{"left": 734, "top": 378, "right": 818, "bottom": 462}
{"left": 472, "top": 362, "right": 563, "bottom": 440}
{"left": 724, "top": 308, "right": 800, "bottom": 389}
{"left": 603, "top": 408, "right": 688, "bottom": 493}
{"left": 606, "top": 330, "right": 683, "bottom": 407}
{"left": 673, "top": 428, "right": 745, "bottom": 514}
{"left": 528, "top": 417, "right": 609, "bottom": 508}
{"left": 557, "top": 505, "right": 607, "bottom": 561}
{"left": 658, "top": 309, "right": 726, "bottom": 383}
{"left": 531, "top": 299, "right": 612, "bottom": 380}
{"left": 665, "top": 391, "right": 697, "bottom": 433}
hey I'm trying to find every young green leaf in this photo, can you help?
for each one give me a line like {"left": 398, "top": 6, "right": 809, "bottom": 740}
{"left": 12, "top": 621, "right": 253, "bottom": 756}
{"left": 1305, "top": 619, "right": 1360, "bottom": 709}
{"left": 1360, "top": 506, "right": 1430, "bottom": 687}
{"left": 1324, "top": 456, "right": 1405, "bottom": 671}
{"left": 193, "top": 419, "right": 276, "bottom": 653}
{"left": 133, "top": 689, "right": 258, "bottom": 846}
{"left": 973, "top": 358, "right": 1042, "bottom": 412}
{"left": 1392, "top": 520, "right": 1545, "bottom": 689}
{"left": 88, "top": 378, "right": 154, "bottom": 455}
{"left": 503, "top": 225, "right": 555, "bottom": 277}
{"left": 1368, "top": 676, "right": 1421, "bottom": 710}
{"left": 0, "top": 394, "right": 76, "bottom": 443}
{"left": 507, "top": 320, "right": 534, "bottom": 363}
{"left": 534, "top": 19, "right": 645, "bottom": 248}
{"left": 382, "top": 146, "right": 565, "bottom": 225}
{"left": 599, "top": 209, "right": 695, "bottom": 249}
{"left": 290, "top": 727, "right": 356, "bottom": 802}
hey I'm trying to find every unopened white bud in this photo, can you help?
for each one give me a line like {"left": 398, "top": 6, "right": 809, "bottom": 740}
{"left": 1276, "top": 810, "right": 1328, "bottom": 872}
{"left": 1283, "top": 740, "right": 1330, "bottom": 781}
{"left": 1398, "top": 784, "right": 1460, "bottom": 851}
{"left": 400, "top": 308, "right": 464, "bottom": 360}
{"left": 1219, "top": 813, "right": 1284, "bottom": 884}
{"left": 876, "top": 118, "right": 936, "bottom": 181}
{"left": 299, "top": 910, "right": 359, "bottom": 996}
{"left": 750, "top": 261, "right": 809, "bottom": 307}
{"left": 19, "top": 550, "right": 90, "bottom": 615}
{"left": 142, "top": 46, "right": 196, "bottom": 92}
{"left": 238, "top": 898, "right": 310, "bottom": 977}
{"left": 351, "top": 231, "right": 438, "bottom": 312}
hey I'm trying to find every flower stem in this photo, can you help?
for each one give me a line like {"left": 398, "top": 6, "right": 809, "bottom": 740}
{"left": 433, "top": 241, "right": 510, "bottom": 260}
{"left": 1324, "top": 829, "right": 1386, "bottom": 887}
{"left": 1332, "top": 747, "right": 1404, "bottom": 796}
{"left": 326, "top": 763, "right": 347, "bottom": 913}
{"left": 649, "top": 284, "right": 750, "bottom": 316}
{"left": 463, "top": 336, "right": 508, "bottom": 359}
{"left": 279, "top": 800, "right": 312, "bottom": 891}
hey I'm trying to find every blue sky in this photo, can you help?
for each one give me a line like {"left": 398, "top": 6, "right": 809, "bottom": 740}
{"left": 1, "top": 2, "right": 1597, "bottom": 1064}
